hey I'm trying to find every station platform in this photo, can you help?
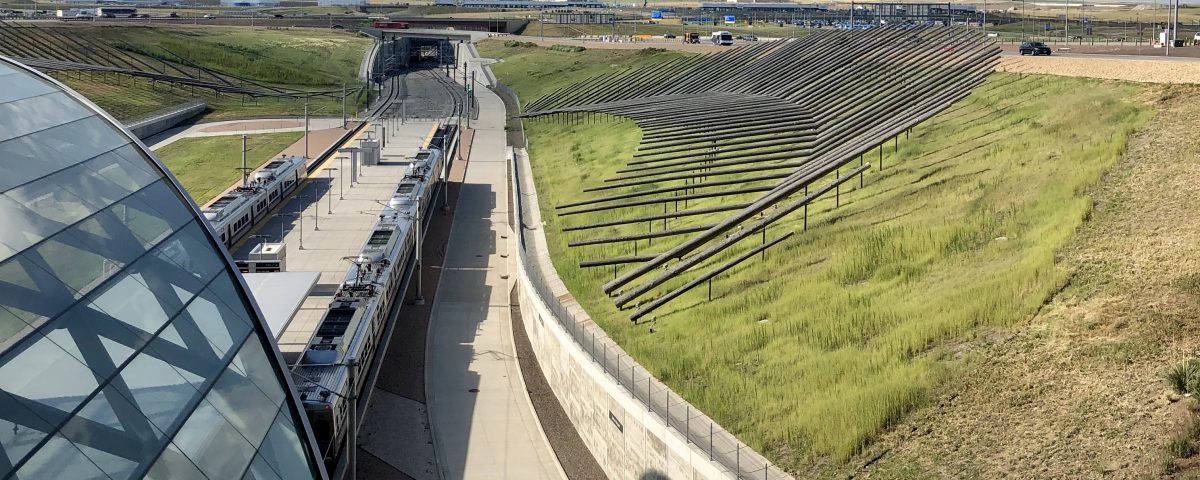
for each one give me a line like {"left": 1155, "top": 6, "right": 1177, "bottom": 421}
{"left": 232, "top": 120, "right": 438, "bottom": 360}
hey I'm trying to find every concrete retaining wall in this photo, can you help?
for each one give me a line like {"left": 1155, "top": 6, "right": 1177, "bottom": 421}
{"left": 126, "top": 100, "right": 207, "bottom": 139}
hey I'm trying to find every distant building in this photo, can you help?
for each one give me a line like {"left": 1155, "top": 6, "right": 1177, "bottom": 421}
{"left": 219, "top": 0, "right": 281, "bottom": 6}
{"left": 0, "top": 57, "right": 325, "bottom": 480}
{"left": 318, "top": 0, "right": 367, "bottom": 6}
{"left": 433, "top": 0, "right": 608, "bottom": 9}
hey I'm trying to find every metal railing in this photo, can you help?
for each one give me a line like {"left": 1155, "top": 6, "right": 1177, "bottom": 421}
{"left": 500, "top": 82, "right": 791, "bottom": 480}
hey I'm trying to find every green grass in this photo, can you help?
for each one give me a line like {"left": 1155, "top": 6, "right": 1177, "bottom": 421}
{"left": 54, "top": 71, "right": 363, "bottom": 122}
{"left": 37, "top": 25, "right": 370, "bottom": 121}
{"left": 481, "top": 42, "right": 1153, "bottom": 471}
{"left": 152, "top": 132, "right": 303, "bottom": 205}
{"left": 69, "top": 25, "right": 369, "bottom": 86}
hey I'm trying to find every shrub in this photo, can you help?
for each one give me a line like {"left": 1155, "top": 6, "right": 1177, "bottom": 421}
{"left": 1167, "top": 358, "right": 1200, "bottom": 394}
{"left": 548, "top": 44, "right": 586, "bottom": 53}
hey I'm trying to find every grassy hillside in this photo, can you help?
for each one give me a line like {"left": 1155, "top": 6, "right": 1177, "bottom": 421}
{"left": 37, "top": 25, "right": 370, "bottom": 121}
{"left": 152, "top": 131, "right": 303, "bottom": 205}
{"left": 480, "top": 41, "right": 1154, "bottom": 474}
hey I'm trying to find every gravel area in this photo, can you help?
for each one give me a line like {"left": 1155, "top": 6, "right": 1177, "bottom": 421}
{"left": 1000, "top": 55, "right": 1200, "bottom": 84}
{"left": 509, "top": 285, "right": 608, "bottom": 480}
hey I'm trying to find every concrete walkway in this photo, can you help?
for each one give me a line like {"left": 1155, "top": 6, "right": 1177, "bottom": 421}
{"left": 425, "top": 48, "right": 566, "bottom": 480}
{"left": 147, "top": 117, "right": 346, "bottom": 150}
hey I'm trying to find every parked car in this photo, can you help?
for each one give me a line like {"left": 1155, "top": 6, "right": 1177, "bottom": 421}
{"left": 1018, "top": 41, "right": 1052, "bottom": 55}
{"left": 737, "top": 34, "right": 758, "bottom": 41}
{"left": 202, "top": 13, "right": 214, "bottom": 19}
{"left": 167, "top": 12, "right": 178, "bottom": 17}
{"left": 662, "top": 32, "right": 675, "bottom": 39}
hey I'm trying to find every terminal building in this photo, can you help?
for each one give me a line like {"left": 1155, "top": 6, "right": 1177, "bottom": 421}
{"left": 0, "top": 57, "right": 324, "bottom": 479}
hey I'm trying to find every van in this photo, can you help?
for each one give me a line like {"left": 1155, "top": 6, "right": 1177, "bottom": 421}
{"left": 710, "top": 31, "right": 733, "bottom": 46}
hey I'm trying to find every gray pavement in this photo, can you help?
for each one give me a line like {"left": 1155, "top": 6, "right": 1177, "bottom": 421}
{"left": 424, "top": 47, "right": 566, "bottom": 480}
{"left": 147, "top": 117, "right": 346, "bottom": 150}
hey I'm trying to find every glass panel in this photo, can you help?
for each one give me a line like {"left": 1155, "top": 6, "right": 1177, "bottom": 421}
{"left": 144, "top": 442, "right": 206, "bottom": 480}
{"left": 0, "top": 390, "right": 58, "bottom": 479}
{"left": 114, "top": 351, "right": 201, "bottom": 434}
{"left": 0, "top": 116, "right": 130, "bottom": 193}
{"left": 32, "top": 229, "right": 131, "bottom": 300}
{"left": 42, "top": 301, "right": 139, "bottom": 381}
{"left": 95, "top": 185, "right": 181, "bottom": 251}
{"left": 228, "top": 336, "right": 286, "bottom": 405}
{"left": 88, "top": 263, "right": 177, "bottom": 337}
{"left": 0, "top": 195, "right": 76, "bottom": 258}
{"left": 171, "top": 398, "right": 255, "bottom": 480}
{"left": 88, "top": 145, "right": 159, "bottom": 194}
{"left": 69, "top": 384, "right": 165, "bottom": 446}
{"left": 172, "top": 280, "right": 253, "bottom": 362}
{"left": 208, "top": 366, "right": 281, "bottom": 446}
{"left": 151, "top": 221, "right": 226, "bottom": 288}
{"left": 0, "top": 70, "right": 56, "bottom": 105}
{"left": 0, "top": 305, "right": 35, "bottom": 352}
{"left": 0, "top": 329, "right": 101, "bottom": 417}
{"left": 0, "top": 92, "right": 94, "bottom": 143}
{"left": 241, "top": 453, "right": 284, "bottom": 480}
{"left": 130, "top": 181, "right": 193, "bottom": 233}
{"left": 3, "top": 160, "right": 118, "bottom": 227}
{"left": 258, "top": 410, "right": 318, "bottom": 480}
{"left": 11, "top": 433, "right": 109, "bottom": 480}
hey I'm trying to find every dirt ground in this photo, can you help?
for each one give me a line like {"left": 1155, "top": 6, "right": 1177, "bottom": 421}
{"left": 847, "top": 85, "right": 1200, "bottom": 479}
{"left": 1000, "top": 55, "right": 1200, "bottom": 84}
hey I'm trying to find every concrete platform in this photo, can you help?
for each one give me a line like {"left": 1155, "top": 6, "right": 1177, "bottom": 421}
{"left": 424, "top": 49, "right": 566, "bottom": 480}
{"left": 232, "top": 120, "right": 437, "bottom": 360}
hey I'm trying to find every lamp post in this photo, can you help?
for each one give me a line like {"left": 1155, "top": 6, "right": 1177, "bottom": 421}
{"left": 326, "top": 168, "right": 338, "bottom": 214}
{"left": 304, "top": 96, "right": 310, "bottom": 159}
{"left": 274, "top": 212, "right": 302, "bottom": 250}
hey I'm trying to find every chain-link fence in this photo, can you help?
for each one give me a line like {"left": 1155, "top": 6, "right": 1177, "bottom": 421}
{"left": 498, "top": 81, "right": 791, "bottom": 480}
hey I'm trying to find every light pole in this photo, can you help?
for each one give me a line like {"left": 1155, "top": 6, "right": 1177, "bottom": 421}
{"left": 339, "top": 156, "right": 345, "bottom": 200}
{"left": 341, "top": 82, "right": 347, "bottom": 129}
{"left": 412, "top": 205, "right": 424, "bottom": 306}
{"left": 326, "top": 168, "right": 338, "bottom": 214}
{"left": 303, "top": 96, "right": 310, "bottom": 159}
{"left": 275, "top": 212, "right": 301, "bottom": 250}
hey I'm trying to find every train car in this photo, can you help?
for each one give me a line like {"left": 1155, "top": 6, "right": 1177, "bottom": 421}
{"left": 202, "top": 154, "right": 307, "bottom": 248}
{"left": 372, "top": 20, "right": 410, "bottom": 29}
{"left": 292, "top": 148, "right": 443, "bottom": 461}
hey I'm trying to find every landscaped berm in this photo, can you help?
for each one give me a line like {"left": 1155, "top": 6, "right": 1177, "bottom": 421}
{"left": 481, "top": 40, "right": 1200, "bottom": 478}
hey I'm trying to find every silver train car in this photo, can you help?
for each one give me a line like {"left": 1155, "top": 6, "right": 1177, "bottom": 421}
{"left": 201, "top": 154, "right": 307, "bottom": 247}
{"left": 292, "top": 147, "right": 443, "bottom": 461}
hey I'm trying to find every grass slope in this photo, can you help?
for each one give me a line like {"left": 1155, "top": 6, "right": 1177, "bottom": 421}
{"left": 482, "top": 41, "right": 1153, "bottom": 473}
{"left": 152, "top": 131, "right": 303, "bottom": 205}
{"left": 45, "top": 25, "right": 369, "bottom": 121}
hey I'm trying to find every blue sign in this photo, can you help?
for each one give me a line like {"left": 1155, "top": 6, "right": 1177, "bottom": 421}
{"left": 650, "top": 10, "right": 663, "bottom": 19}
{"left": 724, "top": 15, "right": 736, "bottom": 24}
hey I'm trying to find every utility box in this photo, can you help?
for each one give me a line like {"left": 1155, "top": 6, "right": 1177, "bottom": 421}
{"left": 360, "top": 139, "right": 381, "bottom": 166}
{"left": 238, "top": 242, "right": 287, "bottom": 273}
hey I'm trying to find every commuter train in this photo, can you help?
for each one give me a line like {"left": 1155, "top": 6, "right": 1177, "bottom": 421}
{"left": 201, "top": 154, "right": 307, "bottom": 248}
{"left": 292, "top": 147, "right": 443, "bottom": 461}
{"left": 372, "top": 20, "right": 410, "bottom": 29}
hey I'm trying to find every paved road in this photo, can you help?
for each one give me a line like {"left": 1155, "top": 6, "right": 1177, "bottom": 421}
{"left": 424, "top": 46, "right": 566, "bottom": 480}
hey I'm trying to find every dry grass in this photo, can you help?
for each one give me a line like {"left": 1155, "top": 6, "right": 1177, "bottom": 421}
{"left": 859, "top": 84, "right": 1200, "bottom": 479}
{"left": 483, "top": 41, "right": 1163, "bottom": 474}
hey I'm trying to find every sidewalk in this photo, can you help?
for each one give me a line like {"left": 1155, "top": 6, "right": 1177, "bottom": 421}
{"left": 425, "top": 49, "right": 566, "bottom": 480}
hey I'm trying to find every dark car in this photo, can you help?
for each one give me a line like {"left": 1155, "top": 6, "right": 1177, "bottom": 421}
{"left": 1019, "top": 41, "right": 1052, "bottom": 56}
{"left": 662, "top": 32, "right": 675, "bottom": 39}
